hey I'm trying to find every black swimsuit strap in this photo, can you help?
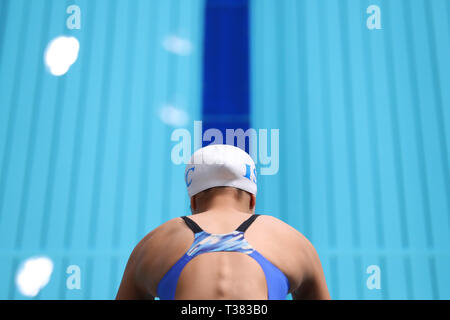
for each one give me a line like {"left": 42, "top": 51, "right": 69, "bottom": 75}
{"left": 181, "top": 216, "right": 203, "bottom": 234}
{"left": 235, "top": 214, "right": 260, "bottom": 232}
{"left": 182, "top": 214, "right": 260, "bottom": 234}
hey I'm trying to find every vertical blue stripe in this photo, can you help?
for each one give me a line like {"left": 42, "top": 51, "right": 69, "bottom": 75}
{"left": 15, "top": 0, "right": 51, "bottom": 249}
{"left": 382, "top": 0, "right": 409, "bottom": 248}
{"left": 316, "top": 0, "right": 337, "bottom": 249}
{"left": 111, "top": 0, "right": 138, "bottom": 249}
{"left": 360, "top": 0, "right": 385, "bottom": 249}
{"left": 64, "top": 0, "right": 97, "bottom": 249}
{"left": 402, "top": 0, "right": 434, "bottom": 249}
{"left": 0, "top": 0, "right": 30, "bottom": 226}
{"left": 202, "top": 0, "right": 250, "bottom": 149}
{"left": 339, "top": 0, "right": 360, "bottom": 248}
{"left": 0, "top": 0, "right": 10, "bottom": 68}
{"left": 87, "top": 0, "right": 117, "bottom": 249}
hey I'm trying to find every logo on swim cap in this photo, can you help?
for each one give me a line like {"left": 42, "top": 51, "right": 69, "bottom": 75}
{"left": 243, "top": 163, "right": 257, "bottom": 184}
{"left": 185, "top": 167, "right": 195, "bottom": 187}
{"left": 185, "top": 144, "right": 257, "bottom": 197}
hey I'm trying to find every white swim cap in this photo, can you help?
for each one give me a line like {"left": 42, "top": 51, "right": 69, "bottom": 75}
{"left": 185, "top": 144, "right": 257, "bottom": 197}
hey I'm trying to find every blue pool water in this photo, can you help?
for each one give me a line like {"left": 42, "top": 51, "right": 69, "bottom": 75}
{"left": 0, "top": 0, "right": 449, "bottom": 299}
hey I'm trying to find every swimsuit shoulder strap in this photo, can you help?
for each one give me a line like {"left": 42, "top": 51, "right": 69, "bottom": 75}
{"left": 181, "top": 216, "right": 203, "bottom": 234}
{"left": 235, "top": 214, "right": 260, "bottom": 233}
{"left": 182, "top": 214, "right": 260, "bottom": 234}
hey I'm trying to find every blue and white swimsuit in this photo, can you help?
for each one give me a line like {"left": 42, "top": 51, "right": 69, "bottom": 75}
{"left": 157, "top": 214, "right": 290, "bottom": 300}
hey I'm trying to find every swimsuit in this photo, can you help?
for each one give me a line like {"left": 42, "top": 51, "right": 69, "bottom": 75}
{"left": 157, "top": 214, "right": 290, "bottom": 299}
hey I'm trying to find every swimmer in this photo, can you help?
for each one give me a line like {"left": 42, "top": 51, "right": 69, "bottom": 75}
{"left": 116, "top": 144, "right": 330, "bottom": 300}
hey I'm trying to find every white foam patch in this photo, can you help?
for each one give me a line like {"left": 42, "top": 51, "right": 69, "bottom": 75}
{"left": 16, "top": 256, "right": 54, "bottom": 297}
{"left": 44, "top": 36, "right": 80, "bottom": 76}
{"left": 159, "top": 105, "right": 189, "bottom": 127}
{"left": 163, "top": 35, "right": 193, "bottom": 55}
